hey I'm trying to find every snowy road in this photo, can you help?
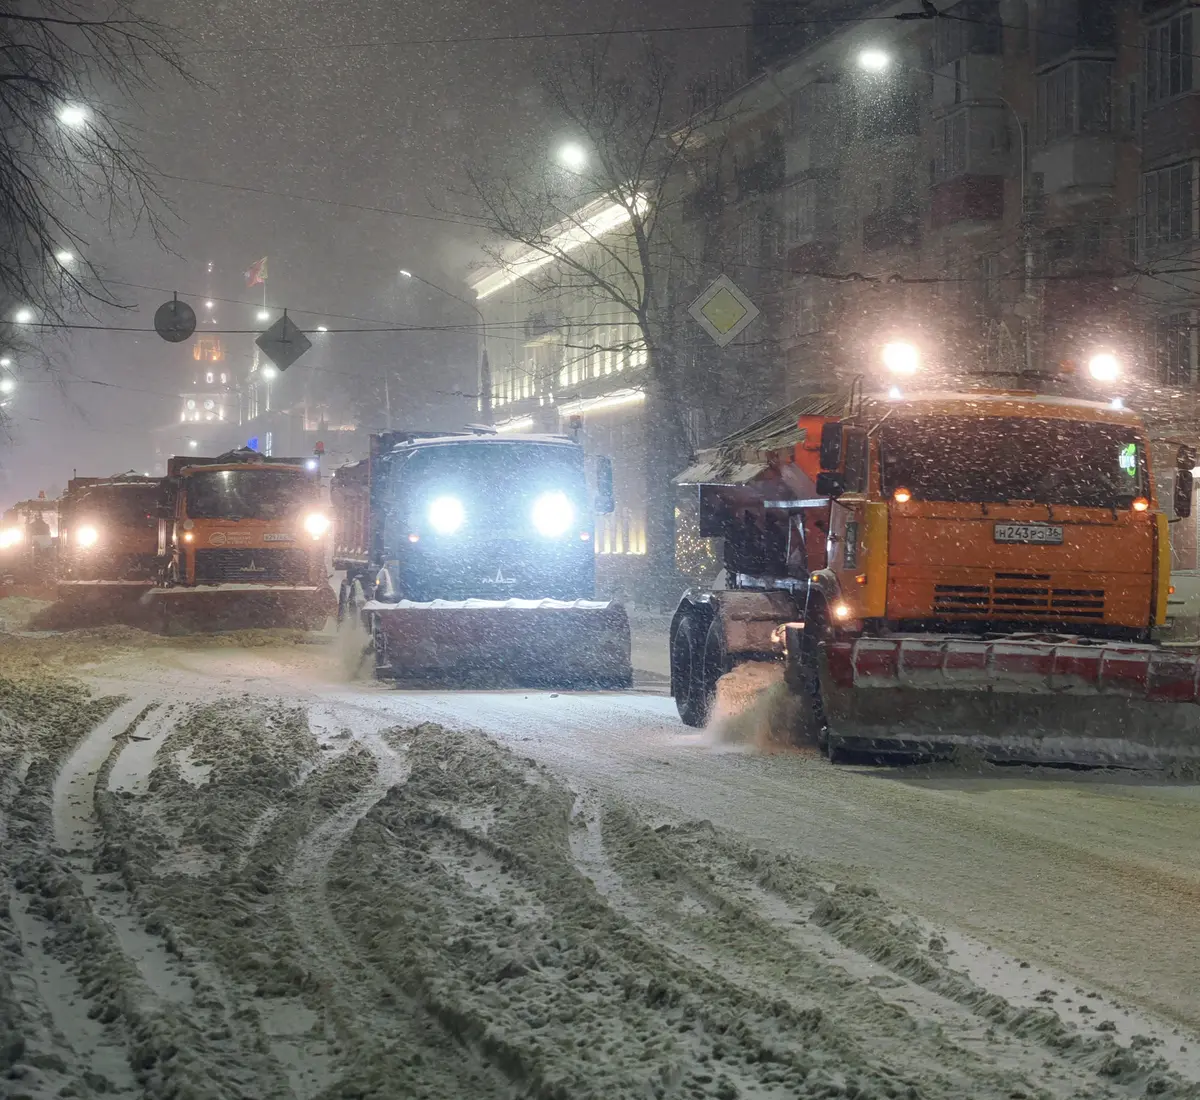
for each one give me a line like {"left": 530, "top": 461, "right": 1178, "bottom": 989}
{"left": 2, "top": 625, "right": 1199, "bottom": 1098}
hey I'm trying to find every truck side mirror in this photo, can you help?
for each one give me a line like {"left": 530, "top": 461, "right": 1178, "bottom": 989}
{"left": 815, "top": 471, "right": 844, "bottom": 498}
{"left": 595, "top": 455, "right": 615, "bottom": 515}
{"left": 1176, "top": 446, "right": 1195, "bottom": 519}
{"left": 819, "top": 422, "right": 843, "bottom": 471}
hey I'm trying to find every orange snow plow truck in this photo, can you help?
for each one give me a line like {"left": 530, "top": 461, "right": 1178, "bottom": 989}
{"left": 56, "top": 474, "right": 162, "bottom": 606}
{"left": 672, "top": 388, "right": 1200, "bottom": 768}
{"left": 153, "top": 448, "right": 335, "bottom": 631}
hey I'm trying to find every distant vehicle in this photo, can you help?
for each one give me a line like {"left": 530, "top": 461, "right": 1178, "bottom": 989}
{"left": 0, "top": 496, "right": 59, "bottom": 591}
{"left": 153, "top": 448, "right": 335, "bottom": 631}
{"left": 332, "top": 430, "right": 631, "bottom": 686}
{"left": 673, "top": 386, "right": 1200, "bottom": 769}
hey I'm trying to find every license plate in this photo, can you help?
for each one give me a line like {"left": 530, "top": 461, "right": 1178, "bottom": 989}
{"left": 993, "top": 523, "right": 1064, "bottom": 545}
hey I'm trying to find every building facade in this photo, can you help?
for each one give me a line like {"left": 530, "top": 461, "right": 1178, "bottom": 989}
{"left": 470, "top": 198, "right": 652, "bottom": 594}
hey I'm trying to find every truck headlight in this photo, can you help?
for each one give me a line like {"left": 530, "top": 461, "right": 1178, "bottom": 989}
{"left": 428, "top": 496, "right": 465, "bottom": 535}
{"left": 303, "top": 512, "right": 331, "bottom": 538}
{"left": 532, "top": 491, "right": 574, "bottom": 537}
{"left": 76, "top": 525, "right": 99, "bottom": 548}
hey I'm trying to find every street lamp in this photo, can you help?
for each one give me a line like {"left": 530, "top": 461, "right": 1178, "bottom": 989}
{"left": 260, "top": 365, "right": 278, "bottom": 380}
{"left": 882, "top": 341, "right": 920, "bottom": 375}
{"left": 205, "top": 300, "right": 214, "bottom": 309}
{"left": 54, "top": 250, "right": 74, "bottom": 265}
{"left": 14, "top": 308, "right": 33, "bottom": 324}
{"left": 400, "top": 267, "right": 491, "bottom": 423}
{"left": 0, "top": 358, "right": 11, "bottom": 368}
{"left": 1087, "top": 351, "right": 1121, "bottom": 383}
{"left": 0, "top": 378, "right": 15, "bottom": 395}
{"left": 316, "top": 325, "right": 328, "bottom": 333}
{"left": 557, "top": 142, "right": 588, "bottom": 172}
{"left": 857, "top": 49, "right": 891, "bottom": 73}
{"left": 57, "top": 104, "right": 88, "bottom": 128}
{"left": 256, "top": 308, "right": 271, "bottom": 322}
{"left": 188, "top": 439, "right": 198, "bottom": 449}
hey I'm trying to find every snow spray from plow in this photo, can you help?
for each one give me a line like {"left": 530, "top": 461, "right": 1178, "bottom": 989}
{"left": 820, "top": 635, "right": 1200, "bottom": 768}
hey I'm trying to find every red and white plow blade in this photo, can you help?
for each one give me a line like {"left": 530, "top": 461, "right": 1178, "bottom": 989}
{"left": 820, "top": 636, "right": 1200, "bottom": 767}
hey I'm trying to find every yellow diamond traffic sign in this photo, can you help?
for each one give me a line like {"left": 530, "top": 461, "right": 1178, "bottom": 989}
{"left": 688, "top": 275, "right": 759, "bottom": 347}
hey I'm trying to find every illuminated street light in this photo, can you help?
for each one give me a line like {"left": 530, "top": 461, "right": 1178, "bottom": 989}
{"left": 557, "top": 142, "right": 588, "bottom": 172}
{"left": 857, "top": 49, "right": 891, "bottom": 73}
{"left": 261, "top": 365, "right": 278, "bottom": 380}
{"left": 1087, "top": 351, "right": 1121, "bottom": 383}
{"left": 0, "top": 379, "right": 14, "bottom": 395}
{"left": 54, "top": 249, "right": 74, "bottom": 265}
{"left": 14, "top": 308, "right": 33, "bottom": 324}
{"left": 256, "top": 308, "right": 270, "bottom": 322}
{"left": 0, "top": 358, "right": 11, "bottom": 368}
{"left": 58, "top": 104, "right": 89, "bottom": 128}
{"left": 882, "top": 341, "right": 920, "bottom": 375}
{"left": 205, "top": 300, "right": 214, "bottom": 309}
{"left": 187, "top": 439, "right": 198, "bottom": 449}
{"left": 316, "top": 325, "right": 328, "bottom": 332}
{"left": 399, "top": 269, "right": 412, "bottom": 278}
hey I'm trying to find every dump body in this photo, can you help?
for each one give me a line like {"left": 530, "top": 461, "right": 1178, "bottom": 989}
{"left": 671, "top": 390, "right": 1200, "bottom": 767}
{"left": 155, "top": 449, "right": 334, "bottom": 630}
{"left": 335, "top": 432, "right": 631, "bottom": 686}
{"left": 56, "top": 475, "right": 163, "bottom": 599}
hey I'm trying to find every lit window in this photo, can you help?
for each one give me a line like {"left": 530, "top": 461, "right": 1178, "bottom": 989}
{"left": 220, "top": 373, "right": 227, "bottom": 384}
{"left": 186, "top": 399, "right": 196, "bottom": 410}
{"left": 206, "top": 372, "right": 214, "bottom": 384}
{"left": 203, "top": 398, "right": 215, "bottom": 410}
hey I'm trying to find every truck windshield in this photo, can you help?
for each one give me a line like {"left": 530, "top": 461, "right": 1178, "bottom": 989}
{"left": 70, "top": 486, "right": 160, "bottom": 527}
{"left": 395, "top": 442, "right": 587, "bottom": 530}
{"left": 185, "top": 469, "right": 312, "bottom": 520}
{"left": 879, "top": 416, "right": 1147, "bottom": 507}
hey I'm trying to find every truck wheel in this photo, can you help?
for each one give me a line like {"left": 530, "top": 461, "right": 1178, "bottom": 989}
{"left": 672, "top": 613, "right": 712, "bottom": 727}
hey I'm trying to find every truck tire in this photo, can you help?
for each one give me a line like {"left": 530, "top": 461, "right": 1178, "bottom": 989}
{"left": 672, "top": 613, "right": 713, "bottom": 727}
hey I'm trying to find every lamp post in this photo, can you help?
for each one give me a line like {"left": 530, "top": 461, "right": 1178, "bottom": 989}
{"left": 399, "top": 268, "right": 491, "bottom": 424}
{"left": 856, "top": 50, "right": 1032, "bottom": 376}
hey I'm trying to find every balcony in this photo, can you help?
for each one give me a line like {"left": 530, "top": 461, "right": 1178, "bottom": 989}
{"left": 1141, "top": 96, "right": 1200, "bottom": 166}
{"left": 930, "top": 175, "right": 1004, "bottom": 231}
{"left": 931, "top": 55, "right": 1003, "bottom": 111}
{"left": 862, "top": 205, "right": 922, "bottom": 251}
{"left": 1031, "top": 137, "right": 1116, "bottom": 204}
{"left": 1035, "top": 0, "right": 1117, "bottom": 67}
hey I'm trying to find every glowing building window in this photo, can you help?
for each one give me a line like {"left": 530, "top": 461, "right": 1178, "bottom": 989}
{"left": 193, "top": 336, "right": 224, "bottom": 363}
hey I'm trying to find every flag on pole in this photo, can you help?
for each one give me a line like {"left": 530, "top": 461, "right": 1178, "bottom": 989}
{"left": 244, "top": 256, "right": 268, "bottom": 287}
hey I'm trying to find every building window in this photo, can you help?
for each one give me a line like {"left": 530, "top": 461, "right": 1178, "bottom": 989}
{"left": 220, "top": 372, "right": 227, "bottom": 384}
{"left": 1143, "top": 161, "right": 1196, "bottom": 252}
{"left": 782, "top": 179, "right": 816, "bottom": 244}
{"left": 933, "top": 0, "right": 1001, "bottom": 66}
{"left": 205, "top": 371, "right": 214, "bottom": 384}
{"left": 933, "top": 110, "right": 969, "bottom": 182}
{"left": 1149, "top": 312, "right": 1196, "bottom": 385}
{"left": 1146, "top": 12, "right": 1194, "bottom": 105}
{"left": 1036, "top": 61, "right": 1112, "bottom": 145}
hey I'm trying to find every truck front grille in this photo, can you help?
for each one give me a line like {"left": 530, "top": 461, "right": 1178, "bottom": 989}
{"left": 193, "top": 548, "right": 311, "bottom": 584}
{"left": 934, "top": 573, "right": 1104, "bottom": 620}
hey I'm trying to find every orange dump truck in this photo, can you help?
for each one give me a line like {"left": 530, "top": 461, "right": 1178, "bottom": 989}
{"left": 672, "top": 389, "right": 1199, "bottom": 767}
{"left": 154, "top": 448, "right": 335, "bottom": 630}
{"left": 56, "top": 474, "right": 162, "bottom": 605}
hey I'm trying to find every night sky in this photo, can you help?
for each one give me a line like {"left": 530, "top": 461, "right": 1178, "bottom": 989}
{"left": 3, "top": 0, "right": 739, "bottom": 500}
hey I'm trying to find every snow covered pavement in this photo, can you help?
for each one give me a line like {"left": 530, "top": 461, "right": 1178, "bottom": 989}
{"left": 1, "top": 624, "right": 1198, "bottom": 1099}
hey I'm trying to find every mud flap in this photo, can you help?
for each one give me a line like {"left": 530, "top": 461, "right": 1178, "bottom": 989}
{"left": 362, "top": 598, "right": 632, "bottom": 688}
{"left": 819, "top": 636, "right": 1200, "bottom": 768}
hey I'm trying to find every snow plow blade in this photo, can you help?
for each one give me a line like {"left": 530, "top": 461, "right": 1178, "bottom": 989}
{"left": 363, "top": 598, "right": 632, "bottom": 688}
{"left": 819, "top": 636, "right": 1200, "bottom": 769}
{"left": 146, "top": 584, "right": 335, "bottom": 633}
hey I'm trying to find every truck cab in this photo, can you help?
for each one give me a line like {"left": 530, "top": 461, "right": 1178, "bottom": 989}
{"left": 57, "top": 475, "right": 163, "bottom": 597}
